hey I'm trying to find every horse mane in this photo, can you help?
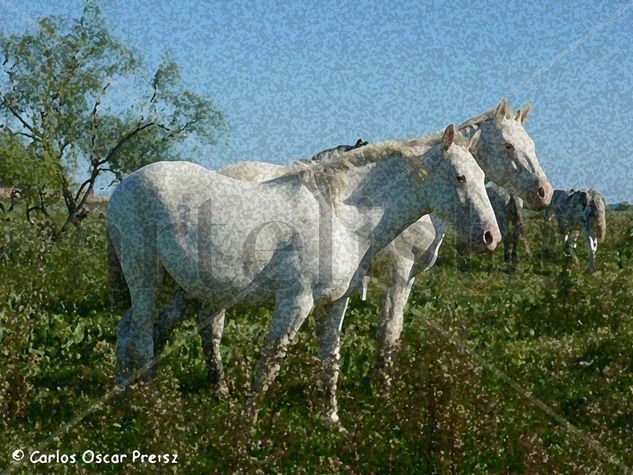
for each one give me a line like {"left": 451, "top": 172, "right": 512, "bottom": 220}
{"left": 457, "top": 108, "right": 497, "bottom": 129}
{"left": 403, "top": 129, "right": 469, "bottom": 150}
{"left": 275, "top": 139, "right": 423, "bottom": 201}
{"left": 310, "top": 139, "right": 367, "bottom": 163}
{"left": 276, "top": 105, "right": 514, "bottom": 200}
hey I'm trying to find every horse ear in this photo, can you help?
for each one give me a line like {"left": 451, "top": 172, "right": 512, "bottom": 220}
{"left": 469, "top": 129, "right": 481, "bottom": 152}
{"left": 515, "top": 101, "right": 532, "bottom": 124}
{"left": 442, "top": 124, "right": 455, "bottom": 151}
{"left": 495, "top": 98, "right": 509, "bottom": 123}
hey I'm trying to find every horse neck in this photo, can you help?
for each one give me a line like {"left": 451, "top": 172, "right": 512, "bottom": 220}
{"left": 341, "top": 152, "right": 432, "bottom": 252}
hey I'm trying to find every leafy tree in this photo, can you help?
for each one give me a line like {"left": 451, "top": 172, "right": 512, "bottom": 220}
{"left": 0, "top": 2, "right": 227, "bottom": 233}
{"left": 0, "top": 132, "right": 56, "bottom": 221}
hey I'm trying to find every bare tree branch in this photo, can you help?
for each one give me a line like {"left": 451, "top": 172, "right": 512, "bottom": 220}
{"left": 74, "top": 115, "right": 155, "bottom": 222}
{"left": 88, "top": 95, "right": 102, "bottom": 165}
{"left": 25, "top": 188, "right": 49, "bottom": 225}
{"left": 26, "top": 205, "right": 48, "bottom": 224}
{"left": 96, "top": 121, "right": 156, "bottom": 167}
{"left": 1, "top": 123, "right": 36, "bottom": 141}
{"left": 15, "top": 131, "right": 36, "bottom": 140}
{"left": 0, "top": 90, "right": 39, "bottom": 139}
{"left": 55, "top": 47, "right": 82, "bottom": 98}
{"left": 74, "top": 173, "right": 96, "bottom": 204}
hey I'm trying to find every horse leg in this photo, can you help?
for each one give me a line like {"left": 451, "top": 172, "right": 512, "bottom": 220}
{"left": 361, "top": 275, "right": 371, "bottom": 301}
{"left": 153, "top": 289, "right": 195, "bottom": 354}
{"left": 561, "top": 222, "right": 575, "bottom": 265}
{"left": 115, "top": 308, "right": 133, "bottom": 384}
{"left": 583, "top": 226, "right": 598, "bottom": 272}
{"left": 197, "top": 307, "right": 228, "bottom": 396}
{"left": 591, "top": 236, "right": 599, "bottom": 271}
{"left": 243, "top": 290, "right": 314, "bottom": 426}
{"left": 375, "top": 256, "right": 415, "bottom": 391}
{"left": 116, "top": 285, "right": 162, "bottom": 387}
{"left": 571, "top": 231, "right": 580, "bottom": 264}
{"left": 314, "top": 298, "right": 349, "bottom": 430}
{"left": 511, "top": 219, "right": 521, "bottom": 262}
{"left": 376, "top": 277, "right": 415, "bottom": 391}
{"left": 498, "top": 218, "right": 510, "bottom": 263}
{"left": 114, "top": 230, "right": 163, "bottom": 388}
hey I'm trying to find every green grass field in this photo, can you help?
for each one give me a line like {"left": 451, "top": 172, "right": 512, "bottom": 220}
{"left": 1, "top": 210, "right": 633, "bottom": 473}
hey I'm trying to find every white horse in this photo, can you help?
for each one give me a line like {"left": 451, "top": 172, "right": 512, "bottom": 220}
{"left": 364, "top": 99, "right": 552, "bottom": 383}
{"left": 544, "top": 188, "right": 607, "bottom": 272}
{"left": 107, "top": 125, "right": 500, "bottom": 426}
{"left": 151, "top": 99, "right": 553, "bottom": 400}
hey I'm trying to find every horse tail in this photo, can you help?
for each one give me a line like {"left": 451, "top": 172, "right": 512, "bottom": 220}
{"left": 106, "top": 227, "right": 130, "bottom": 309}
{"left": 592, "top": 191, "right": 607, "bottom": 242}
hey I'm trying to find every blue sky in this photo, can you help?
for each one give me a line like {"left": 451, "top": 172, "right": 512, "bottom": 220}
{"left": 1, "top": 0, "right": 632, "bottom": 202}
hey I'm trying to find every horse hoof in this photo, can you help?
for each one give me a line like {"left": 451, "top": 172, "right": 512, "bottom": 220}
{"left": 336, "top": 425, "right": 348, "bottom": 434}
{"left": 114, "top": 374, "right": 132, "bottom": 390}
{"left": 321, "top": 413, "right": 348, "bottom": 433}
{"left": 330, "top": 420, "right": 348, "bottom": 434}
{"left": 214, "top": 381, "right": 230, "bottom": 398}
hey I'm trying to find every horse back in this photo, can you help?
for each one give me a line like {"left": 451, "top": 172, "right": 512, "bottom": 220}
{"left": 107, "top": 161, "right": 323, "bottom": 304}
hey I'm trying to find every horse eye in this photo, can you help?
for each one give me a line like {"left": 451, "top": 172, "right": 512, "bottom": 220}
{"left": 457, "top": 174, "right": 466, "bottom": 183}
{"left": 505, "top": 143, "right": 515, "bottom": 151}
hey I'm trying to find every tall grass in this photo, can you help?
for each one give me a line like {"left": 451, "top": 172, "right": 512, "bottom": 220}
{"left": 1, "top": 210, "right": 632, "bottom": 473}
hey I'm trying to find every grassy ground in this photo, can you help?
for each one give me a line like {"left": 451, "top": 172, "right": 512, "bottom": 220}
{"left": 1, "top": 210, "right": 632, "bottom": 473}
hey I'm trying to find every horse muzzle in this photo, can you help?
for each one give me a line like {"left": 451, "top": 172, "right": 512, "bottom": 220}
{"left": 526, "top": 179, "right": 553, "bottom": 209}
{"left": 466, "top": 227, "right": 501, "bottom": 252}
